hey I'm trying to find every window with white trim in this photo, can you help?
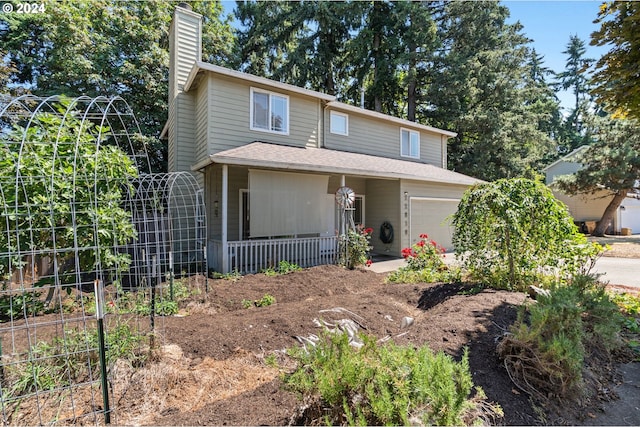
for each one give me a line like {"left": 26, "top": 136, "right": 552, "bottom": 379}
{"left": 400, "top": 128, "right": 420, "bottom": 159}
{"left": 330, "top": 111, "right": 348, "bottom": 136}
{"left": 250, "top": 88, "right": 289, "bottom": 134}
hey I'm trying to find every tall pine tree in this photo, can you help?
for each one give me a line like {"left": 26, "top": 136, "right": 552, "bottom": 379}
{"left": 424, "top": 1, "right": 555, "bottom": 181}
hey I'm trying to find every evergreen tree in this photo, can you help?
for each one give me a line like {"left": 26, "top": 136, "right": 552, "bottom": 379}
{"left": 424, "top": 1, "right": 554, "bottom": 181}
{"left": 235, "top": 0, "right": 358, "bottom": 96}
{"left": 524, "top": 49, "right": 564, "bottom": 165}
{"left": 554, "top": 35, "right": 595, "bottom": 154}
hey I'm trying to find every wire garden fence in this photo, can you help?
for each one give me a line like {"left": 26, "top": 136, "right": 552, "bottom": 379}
{"left": 0, "top": 95, "right": 207, "bottom": 425}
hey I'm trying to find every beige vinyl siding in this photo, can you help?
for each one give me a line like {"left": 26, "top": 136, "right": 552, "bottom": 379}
{"left": 440, "top": 135, "right": 448, "bottom": 169}
{"left": 327, "top": 176, "right": 367, "bottom": 195}
{"left": 171, "top": 10, "right": 201, "bottom": 93}
{"left": 552, "top": 189, "right": 614, "bottom": 223}
{"left": 168, "top": 7, "right": 201, "bottom": 173}
{"left": 167, "top": 105, "right": 176, "bottom": 172}
{"left": 208, "top": 75, "right": 321, "bottom": 154}
{"left": 173, "top": 92, "right": 197, "bottom": 173}
{"left": 545, "top": 160, "right": 582, "bottom": 184}
{"left": 365, "top": 179, "right": 401, "bottom": 255}
{"left": 324, "top": 109, "right": 445, "bottom": 167}
{"left": 195, "top": 78, "right": 209, "bottom": 166}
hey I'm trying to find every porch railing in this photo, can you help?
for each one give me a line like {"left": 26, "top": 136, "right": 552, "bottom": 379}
{"left": 209, "top": 236, "right": 338, "bottom": 274}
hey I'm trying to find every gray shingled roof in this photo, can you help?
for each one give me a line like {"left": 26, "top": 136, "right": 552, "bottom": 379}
{"left": 203, "top": 142, "right": 482, "bottom": 186}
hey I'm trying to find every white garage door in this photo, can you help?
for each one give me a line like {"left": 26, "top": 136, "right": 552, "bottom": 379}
{"left": 621, "top": 204, "right": 640, "bottom": 234}
{"left": 409, "top": 198, "right": 459, "bottom": 251}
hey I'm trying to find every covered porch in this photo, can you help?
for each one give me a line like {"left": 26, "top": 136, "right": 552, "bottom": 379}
{"left": 195, "top": 142, "right": 478, "bottom": 274}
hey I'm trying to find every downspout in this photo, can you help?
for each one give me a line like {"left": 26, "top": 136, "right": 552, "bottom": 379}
{"left": 321, "top": 101, "right": 328, "bottom": 149}
{"left": 221, "top": 164, "right": 229, "bottom": 273}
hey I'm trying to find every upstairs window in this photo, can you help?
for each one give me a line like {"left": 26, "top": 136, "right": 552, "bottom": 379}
{"left": 251, "top": 88, "right": 289, "bottom": 134}
{"left": 330, "top": 111, "right": 349, "bottom": 136}
{"left": 400, "top": 128, "right": 420, "bottom": 159}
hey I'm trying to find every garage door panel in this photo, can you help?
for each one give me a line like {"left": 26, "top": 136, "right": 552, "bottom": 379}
{"left": 409, "top": 198, "right": 458, "bottom": 251}
{"left": 621, "top": 205, "right": 640, "bottom": 234}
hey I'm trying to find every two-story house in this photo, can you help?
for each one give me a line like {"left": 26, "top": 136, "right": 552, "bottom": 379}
{"left": 165, "top": 5, "right": 482, "bottom": 273}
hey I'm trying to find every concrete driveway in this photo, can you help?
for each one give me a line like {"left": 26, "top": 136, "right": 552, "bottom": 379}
{"left": 371, "top": 254, "right": 640, "bottom": 289}
{"left": 593, "top": 256, "right": 640, "bottom": 288}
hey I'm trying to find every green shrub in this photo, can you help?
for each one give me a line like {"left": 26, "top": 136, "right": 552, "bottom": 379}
{"left": 498, "top": 274, "right": 623, "bottom": 399}
{"left": 286, "top": 332, "right": 484, "bottom": 426}
{"left": 452, "top": 178, "right": 603, "bottom": 291}
{"left": 386, "top": 265, "right": 462, "bottom": 284}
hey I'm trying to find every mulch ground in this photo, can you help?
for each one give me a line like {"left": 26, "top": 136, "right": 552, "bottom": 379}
{"left": 105, "top": 264, "right": 634, "bottom": 426}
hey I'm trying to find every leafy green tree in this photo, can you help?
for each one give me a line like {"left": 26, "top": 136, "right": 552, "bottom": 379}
{"left": 0, "top": 109, "right": 138, "bottom": 282}
{"left": 555, "top": 116, "right": 640, "bottom": 237}
{"left": 452, "top": 178, "right": 601, "bottom": 291}
{"left": 591, "top": 1, "right": 640, "bottom": 120}
{"left": 0, "top": 0, "right": 235, "bottom": 172}
{"left": 425, "top": 1, "right": 555, "bottom": 181}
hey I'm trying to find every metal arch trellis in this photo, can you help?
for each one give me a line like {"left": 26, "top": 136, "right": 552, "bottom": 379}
{"left": 0, "top": 95, "right": 207, "bottom": 425}
{"left": 125, "top": 172, "right": 207, "bottom": 291}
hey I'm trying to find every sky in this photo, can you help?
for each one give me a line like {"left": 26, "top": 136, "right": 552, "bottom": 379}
{"left": 503, "top": 0, "right": 608, "bottom": 110}
{"left": 223, "top": 1, "right": 609, "bottom": 112}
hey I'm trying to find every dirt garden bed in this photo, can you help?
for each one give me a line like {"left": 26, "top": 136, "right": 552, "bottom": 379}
{"left": 87, "top": 264, "right": 635, "bottom": 426}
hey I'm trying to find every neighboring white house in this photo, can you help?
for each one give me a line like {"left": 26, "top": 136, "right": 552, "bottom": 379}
{"left": 164, "top": 5, "right": 482, "bottom": 273}
{"left": 544, "top": 146, "right": 640, "bottom": 234}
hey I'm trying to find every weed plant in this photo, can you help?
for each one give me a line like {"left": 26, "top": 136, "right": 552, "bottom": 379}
{"left": 262, "top": 260, "right": 302, "bottom": 276}
{"left": 5, "top": 322, "right": 145, "bottom": 399}
{"left": 286, "top": 332, "right": 485, "bottom": 426}
{"left": 242, "top": 294, "right": 276, "bottom": 308}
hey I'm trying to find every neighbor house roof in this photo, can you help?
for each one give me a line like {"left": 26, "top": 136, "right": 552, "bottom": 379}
{"left": 542, "top": 145, "right": 590, "bottom": 172}
{"left": 192, "top": 142, "right": 482, "bottom": 186}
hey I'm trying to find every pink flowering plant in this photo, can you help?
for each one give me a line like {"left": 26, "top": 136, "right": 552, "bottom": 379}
{"left": 339, "top": 225, "right": 373, "bottom": 270}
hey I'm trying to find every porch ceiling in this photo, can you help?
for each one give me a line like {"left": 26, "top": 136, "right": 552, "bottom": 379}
{"left": 194, "top": 141, "right": 482, "bottom": 186}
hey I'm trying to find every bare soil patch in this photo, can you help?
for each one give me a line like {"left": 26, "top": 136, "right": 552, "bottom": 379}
{"left": 97, "top": 265, "right": 634, "bottom": 426}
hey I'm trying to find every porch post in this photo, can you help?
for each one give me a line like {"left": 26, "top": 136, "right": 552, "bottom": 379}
{"left": 221, "top": 164, "right": 229, "bottom": 273}
{"left": 340, "top": 175, "right": 345, "bottom": 187}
